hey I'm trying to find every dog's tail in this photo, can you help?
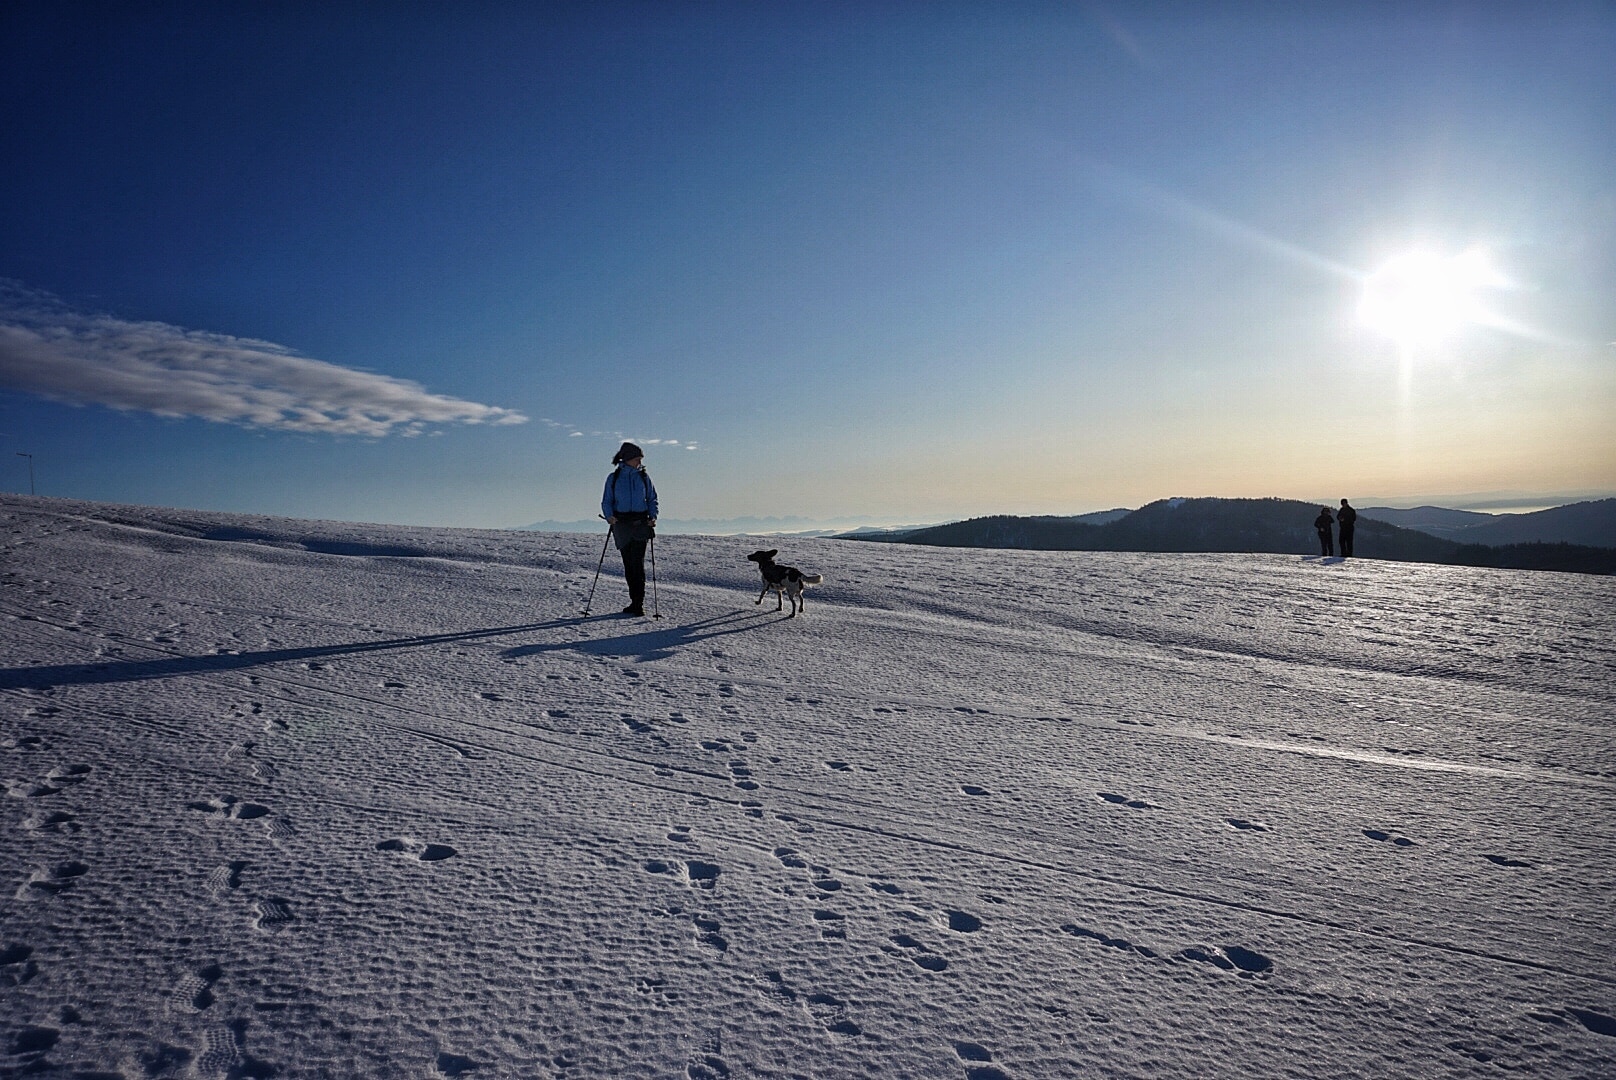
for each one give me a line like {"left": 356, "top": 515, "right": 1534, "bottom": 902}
{"left": 801, "top": 573, "right": 824, "bottom": 586}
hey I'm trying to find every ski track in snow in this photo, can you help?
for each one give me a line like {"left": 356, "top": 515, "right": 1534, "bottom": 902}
{"left": 1, "top": 493, "right": 1614, "bottom": 1077}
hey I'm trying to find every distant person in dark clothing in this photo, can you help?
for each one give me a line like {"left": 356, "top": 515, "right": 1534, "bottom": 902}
{"left": 1337, "top": 499, "right": 1357, "bottom": 557}
{"left": 1314, "top": 507, "right": 1335, "bottom": 556}
{"left": 601, "top": 442, "right": 658, "bottom": 616}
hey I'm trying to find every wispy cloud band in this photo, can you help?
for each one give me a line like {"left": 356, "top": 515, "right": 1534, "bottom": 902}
{"left": 0, "top": 282, "right": 527, "bottom": 437}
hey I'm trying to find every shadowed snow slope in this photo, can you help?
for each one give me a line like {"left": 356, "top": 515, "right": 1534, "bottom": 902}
{"left": 2, "top": 494, "right": 1614, "bottom": 1078}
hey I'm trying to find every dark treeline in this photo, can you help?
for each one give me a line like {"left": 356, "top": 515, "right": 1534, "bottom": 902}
{"left": 847, "top": 498, "right": 1616, "bottom": 576}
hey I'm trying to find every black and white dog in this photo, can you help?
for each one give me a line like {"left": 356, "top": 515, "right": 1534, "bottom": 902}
{"left": 746, "top": 549, "right": 823, "bottom": 617}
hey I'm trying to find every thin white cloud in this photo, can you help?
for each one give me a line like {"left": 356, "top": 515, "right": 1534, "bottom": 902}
{"left": 0, "top": 282, "right": 527, "bottom": 437}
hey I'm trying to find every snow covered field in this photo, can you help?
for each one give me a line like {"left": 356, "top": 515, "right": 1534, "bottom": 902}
{"left": 2, "top": 493, "right": 1613, "bottom": 1079}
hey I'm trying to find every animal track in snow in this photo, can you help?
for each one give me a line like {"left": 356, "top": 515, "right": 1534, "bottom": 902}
{"left": 1226, "top": 818, "right": 1269, "bottom": 832}
{"left": 1484, "top": 853, "right": 1532, "bottom": 867}
{"left": 1528, "top": 1007, "right": 1616, "bottom": 1038}
{"left": 826, "top": 761, "right": 851, "bottom": 772}
{"left": 885, "top": 933, "right": 949, "bottom": 972}
{"left": 1097, "top": 792, "right": 1159, "bottom": 810}
{"left": 1363, "top": 829, "right": 1415, "bottom": 847}
{"left": 960, "top": 785, "right": 990, "bottom": 797}
{"left": 377, "top": 838, "right": 458, "bottom": 862}
{"left": 955, "top": 1041, "right": 1012, "bottom": 1080}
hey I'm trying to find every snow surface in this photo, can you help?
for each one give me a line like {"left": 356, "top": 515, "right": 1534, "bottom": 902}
{"left": 2, "top": 494, "right": 1614, "bottom": 1079}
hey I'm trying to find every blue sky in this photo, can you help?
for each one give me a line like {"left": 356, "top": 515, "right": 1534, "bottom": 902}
{"left": 2, "top": 2, "right": 1612, "bottom": 528}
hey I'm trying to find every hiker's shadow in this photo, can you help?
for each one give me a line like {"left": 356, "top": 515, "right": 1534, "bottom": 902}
{"left": 0, "top": 615, "right": 616, "bottom": 691}
{"left": 503, "top": 610, "right": 779, "bottom": 662}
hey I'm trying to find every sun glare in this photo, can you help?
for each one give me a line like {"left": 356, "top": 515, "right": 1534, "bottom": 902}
{"left": 1358, "top": 246, "right": 1506, "bottom": 346}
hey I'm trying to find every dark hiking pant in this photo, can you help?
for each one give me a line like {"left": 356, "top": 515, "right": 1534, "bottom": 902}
{"left": 620, "top": 538, "right": 648, "bottom": 607}
{"left": 1339, "top": 528, "right": 1354, "bottom": 557}
{"left": 1317, "top": 530, "right": 1333, "bottom": 557}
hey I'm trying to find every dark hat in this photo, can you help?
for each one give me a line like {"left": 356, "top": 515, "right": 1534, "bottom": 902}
{"left": 612, "top": 441, "right": 644, "bottom": 464}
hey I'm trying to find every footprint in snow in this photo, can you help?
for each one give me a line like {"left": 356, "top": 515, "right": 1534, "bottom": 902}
{"left": 204, "top": 861, "right": 247, "bottom": 898}
{"left": 1528, "top": 1007, "right": 1616, "bottom": 1038}
{"left": 645, "top": 859, "right": 721, "bottom": 890}
{"left": 885, "top": 933, "right": 949, "bottom": 971}
{"left": 960, "top": 785, "right": 990, "bottom": 797}
{"left": 1, "top": 944, "right": 39, "bottom": 987}
{"left": 435, "top": 1051, "right": 483, "bottom": 1077}
{"left": 1363, "top": 829, "right": 1415, "bottom": 847}
{"left": 5, "top": 779, "right": 63, "bottom": 799}
{"left": 1177, "top": 944, "right": 1273, "bottom": 977}
{"left": 377, "top": 838, "right": 458, "bottom": 862}
{"left": 1484, "top": 853, "right": 1532, "bottom": 867}
{"left": 1227, "top": 818, "right": 1269, "bottom": 832}
{"left": 172, "top": 963, "right": 224, "bottom": 1011}
{"left": 806, "top": 992, "right": 862, "bottom": 1036}
{"left": 1061, "top": 923, "right": 1159, "bottom": 959}
{"left": 1098, "top": 792, "right": 1158, "bottom": 809}
{"left": 687, "top": 1054, "right": 731, "bottom": 1080}
{"left": 945, "top": 910, "right": 982, "bottom": 933}
{"left": 254, "top": 898, "right": 295, "bottom": 933}
{"left": 21, "top": 810, "right": 77, "bottom": 833}
{"left": 692, "top": 915, "right": 728, "bottom": 953}
{"left": 814, "top": 909, "right": 847, "bottom": 940}
{"left": 187, "top": 795, "right": 271, "bottom": 822}
{"left": 955, "top": 1042, "right": 1012, "bottom": 1080}
{"left": 20, "top": 861, "right": 89, "bottom": 897}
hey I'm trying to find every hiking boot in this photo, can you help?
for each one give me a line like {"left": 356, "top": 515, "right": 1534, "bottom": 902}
{"left": 622, "top": 603, "right": 645, "bottom": 617}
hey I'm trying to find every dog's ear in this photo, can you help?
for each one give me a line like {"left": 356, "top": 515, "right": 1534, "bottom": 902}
{"left": 766, "top": 549, "right": 778, "bottom": 559}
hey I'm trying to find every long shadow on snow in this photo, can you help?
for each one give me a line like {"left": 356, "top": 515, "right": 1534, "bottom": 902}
{"left": 502, "top": 610, "right": 778, "bottom": 662}
{"left": 0, "top": 616, "right": 618, "bottom": 690}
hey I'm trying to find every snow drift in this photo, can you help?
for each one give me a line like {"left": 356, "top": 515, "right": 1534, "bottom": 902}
{"left": 1, "top": 494, "right": 1613, "bottom": 1078}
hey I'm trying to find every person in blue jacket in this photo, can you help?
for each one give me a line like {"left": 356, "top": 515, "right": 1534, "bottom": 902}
{"left": 601, "top": 442, "right": 659, "bottom": 616}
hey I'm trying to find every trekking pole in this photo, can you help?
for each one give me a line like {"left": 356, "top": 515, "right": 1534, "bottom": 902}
{"left": 649, "top": 534, "right": 662, "bottom": 619}
{"left": 581, "top": 524, "right": 613, "bottom": 615}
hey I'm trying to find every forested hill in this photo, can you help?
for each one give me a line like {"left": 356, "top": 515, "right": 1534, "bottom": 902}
{"left": 850, "top": 498, "right": 1616, "bottom": 575}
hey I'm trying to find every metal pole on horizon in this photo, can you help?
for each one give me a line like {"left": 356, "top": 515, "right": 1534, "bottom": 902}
{"left": 15, "top": 453, "right": 33, "bottom": 496}
{"left": 581, "top": 523, "right": 613, "bottom": 615}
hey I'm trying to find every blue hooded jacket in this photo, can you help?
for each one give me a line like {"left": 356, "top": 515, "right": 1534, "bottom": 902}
{"left": 602, "top": 465, "right": 658, "bottom": 521}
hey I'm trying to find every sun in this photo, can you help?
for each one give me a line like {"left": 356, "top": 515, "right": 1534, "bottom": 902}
{"left": 1358, "top": 246, "right": 1506, "bottom": 346}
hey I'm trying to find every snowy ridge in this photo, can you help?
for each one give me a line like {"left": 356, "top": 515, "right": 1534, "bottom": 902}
{"left": 1, "top": 494, "right": 1614, "bottom": 1078}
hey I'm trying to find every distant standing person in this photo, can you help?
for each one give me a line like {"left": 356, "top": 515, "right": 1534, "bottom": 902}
{"left": 602, "top": 442, "right": 658, "bottom": 616}
{"left": 1337, "top": 499, "right": 1357, "bottom": 558}
{"left": 1313, "top": 506, "right": 1335, "bottom": 557}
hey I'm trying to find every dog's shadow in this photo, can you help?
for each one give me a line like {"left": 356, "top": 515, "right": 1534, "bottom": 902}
{"left": 502, "top": 609, "right": 780, "bottom": 663}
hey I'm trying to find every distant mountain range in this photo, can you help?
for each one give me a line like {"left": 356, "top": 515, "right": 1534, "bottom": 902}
{"left": 843, "top": 497, "right": 1616, "bottom": 576}
{"left": 1359, "top": 500, "right": 1616, "bottom": 548}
